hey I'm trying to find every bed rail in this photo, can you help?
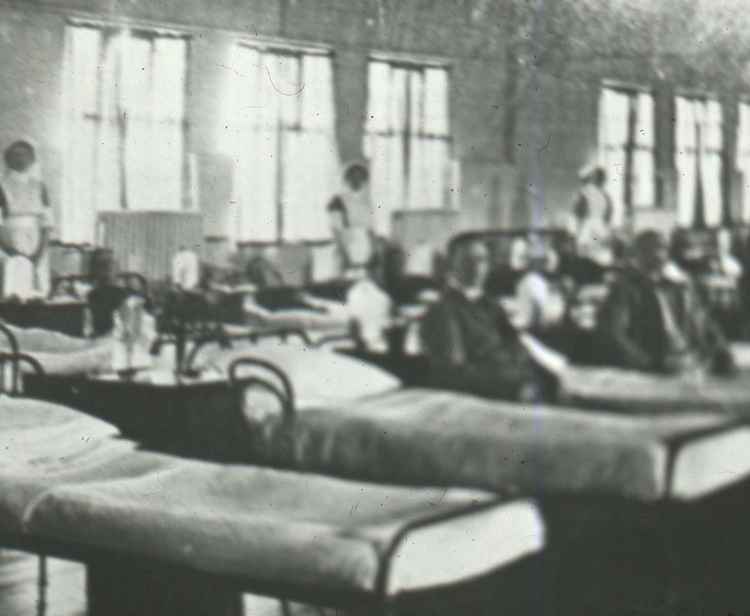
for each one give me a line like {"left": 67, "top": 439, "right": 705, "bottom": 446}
{"left": 228, "top": 355, "right": 296, "bottom": 420}
{"left": 0, "top": 320, "right": 20, "bottom": 356}
{"left": 0, "top": 351, "right": 45, "bottom": 396}
{"left": 183, "top": 326, "right": 312, "bottom": 372}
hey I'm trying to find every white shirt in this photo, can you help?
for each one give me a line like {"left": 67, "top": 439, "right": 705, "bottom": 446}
{"left": 515, "top": 271, "right": 565, "bottom": 330}
{"left": 172, "top": 249, "right": 200, "bottom": 290}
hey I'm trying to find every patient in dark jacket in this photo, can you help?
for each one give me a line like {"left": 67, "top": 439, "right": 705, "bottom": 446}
{"left": 420, "top": 238, "right": 551, "bottom": 401}
{"left": 597, "top": 230, "right": 735, "bottom": 376}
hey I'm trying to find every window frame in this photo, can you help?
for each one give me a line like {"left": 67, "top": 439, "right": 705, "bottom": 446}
{"left": 364, "top": 54, "right": 455, "bottom": 218}
{"left": 225, "top": 41, "right": 337, "bottom": 243}
{"left": 64, "top": 19, "right": 192, "bottom": 213}
{"left": 598, "top": 81, "right": 657, "bottom": 215}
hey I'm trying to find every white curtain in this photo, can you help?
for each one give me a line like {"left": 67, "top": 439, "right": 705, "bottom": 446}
{"left": 62, "top": 26, "right": 101, "bottom": 243}
{"left": 598, "top": 88, "right": 629, "bottom": 226}
{"left": 675, "top": 97, "right": 698, "bottom": 227}
{"left": 365, "top": 61, "right": 452, "bottom": 237}
{"left": 675, "top": 96, "right": 723, "bottom": 228}
{"left": 632, "top": 93, "right": 655, "bottom": 209}
{"left": 221, "top": 46, "right": 338, "bottom": 242}
{"left": 62, "top": 26, "right": 187, "bottom": 243}
{"left": 598, "top": 88, "right": 656, "bottom": 225}
{"left": 737, "top": 103, "right": 750, "bottom": 222}
{"left": 702, "top": 100, "right": 723, "bottom": 227}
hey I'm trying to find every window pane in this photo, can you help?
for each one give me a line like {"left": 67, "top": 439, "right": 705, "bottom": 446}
{"left": 366, "top": 61, "right": 453, "bottom": 228}
{"left": 737, "top": 103, "right": 750, "bottom": 222}
{"left": 301, "top": 54, "right": 335, "bottom": 131}
{"left": 153, "top": 37, "right": 186, "bottom": 121}
{"left": 602, "top": 148, "right": 626, "bottom": 225}
{"left": 704, "top": 99, "right": 722, "bottom": 151}
{"left": 223, "top": 46, "right": 337, "bottom": 241}
{"left": 702, "top": 151, "right": 723, "bottom": 227}
{"left": 634, "top": 93, "right": 654, "bottom": 147}
{"left": 389, "top": 68, "right": 409, "bottom": 135}
{"left": 632, "top": 149, "right": 655, "bottom": 208}
{"left": 62, "top": 26, "right": 103, "bottom": 243}
{"left": 266, "top": 53, "right": 301, "bottom": 128}
{"left": 408, "top": 69, "right": 425, "bottom": 136}
{"left": 366, "top": 61, "right": 390, "bottom": 133}
{"left": 675, "top": 97, "right": 697, "bottom": 152}
{"left": 121, "top": 35, "right": 153, "bottom": 120}
{"left": 282, "top": 130, "right": 338, "bottom": 241}
{"left": 67, "top": 26, "right": 101, "bottom": 115}
{"left": 676, "top": 150, "right": 697, "bottom": 227}
{"left": 599, "top": 88, "right": 629, "bottom": 147}
{"left": 423, "top": 68, "right": 449, "bottom": 136}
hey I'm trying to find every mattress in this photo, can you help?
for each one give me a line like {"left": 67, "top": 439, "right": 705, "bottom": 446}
{"left": 0, "top": 396, "right": 543, "bottom": 600}
{"left": 0, "top": 396, "right": 173, "bottom": 533}
{"left": 560, "top": 365, "right": 750, "bottom": 415}
{"left": 0, "top": 324, "right": 112, "bottom": 376}
{"left": 27, "top": 464, "right": 542, "bottom": 596}
{"left": 225, "top": 388, "right": 750, "bottom": 502}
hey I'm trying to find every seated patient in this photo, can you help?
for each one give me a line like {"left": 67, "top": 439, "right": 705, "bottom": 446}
{"left": 87, "top": 252, "right": 130, "bottom": 337}
{"left": 420, "top": 238, "right": 552, "bottom": 401}
{"left": 597, "top": 230, "right": 735, "bottom": 376}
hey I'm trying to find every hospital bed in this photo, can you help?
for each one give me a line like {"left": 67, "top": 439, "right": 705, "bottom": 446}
{"left": 12, "top": 323, "right": 750, "bottom": 611}
{"left": 0, "top": 392, "right": 544, "bottom": 616}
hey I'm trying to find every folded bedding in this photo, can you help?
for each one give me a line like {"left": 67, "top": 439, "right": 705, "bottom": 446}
{"left": 218, "top": 388, "right": 750, "bottom": 502}
{"left": 0, "top": 395, "right": 543, "bottom": 600}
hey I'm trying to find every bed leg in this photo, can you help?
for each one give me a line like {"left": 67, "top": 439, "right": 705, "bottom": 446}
{"left": 36, "top": 555, "right": 47, "bottom": 616}
{"left": 86, "top": 557, "right": 243, "bottom": 616}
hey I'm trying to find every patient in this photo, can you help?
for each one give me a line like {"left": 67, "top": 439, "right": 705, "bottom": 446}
{"left": 420, "top": 238, "right": 552, "bottom": 401}
{"left": 597, "top": 230, "right": 735, "bottom": 376}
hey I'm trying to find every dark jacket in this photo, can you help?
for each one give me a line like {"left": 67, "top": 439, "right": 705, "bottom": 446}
{"left": 596, "top": 268, "right": 732, "bottom": 374}
{"left": 420, "top": 287, "right": 544, "bottom": 400}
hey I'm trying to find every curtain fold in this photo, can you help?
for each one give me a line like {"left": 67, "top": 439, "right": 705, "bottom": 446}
{"left": 632, "top": 93, "right": 655, "bottom": 208}
{"left": 62, "top": 26, "right": 100, "bottom": 243}
{"left": 702, "top": 100, "right": 723, "bottom": 227}
{"left": 675, "top": 97, "right": 723, "bottom": 228}
{"left": 599, "top": 88, "right": 629, "bottom": 226}
{"left": 675, "top": 97, "right": 698, "bottom": 227}
{"left": 737, "top": 103, "right": 750, "bottom": 223}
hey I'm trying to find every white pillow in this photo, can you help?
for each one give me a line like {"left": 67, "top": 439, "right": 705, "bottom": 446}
{"left": 193, "top": 339, "right": 402, "bottom": 408}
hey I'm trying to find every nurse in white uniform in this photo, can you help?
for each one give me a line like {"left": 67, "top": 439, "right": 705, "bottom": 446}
{"left": 0, "top": 140, "right": 54, "bottom": 298}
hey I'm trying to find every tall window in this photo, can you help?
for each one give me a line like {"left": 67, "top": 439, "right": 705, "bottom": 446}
{"left": 219, "top": 45, "right": 338, "bottom": 243}
{"left": 364, "top": 60, "right": 454, "bottom": 236}
{"left": 674, "top": 96, "right": 723, "bottom": 228}
{"left": 62, "top": 24, "right": 189, "bottom": 243}
{"left": 737, "top": 102, "right": 750, "bottom": 223}
{"left": 598, "top": 86, "right": 655, "bottom": 227}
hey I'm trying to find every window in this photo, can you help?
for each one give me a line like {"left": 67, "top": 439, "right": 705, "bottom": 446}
{"left": 219, "top": 45, "right": 338, "bottom": 243}
{"left": 737, "top": 102, "right": 750, "bottom": 223}
{"left": 364, "top": 60, "right": 454, "bottom": 236}
{"left": 62, "top": 23, "right": 189, "bottom": 243}
{"left": 598, "top": 86, "right": 655, "bottom": 227}
{"left": 674, "top": 96, "right": 723, "bottom": 228}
